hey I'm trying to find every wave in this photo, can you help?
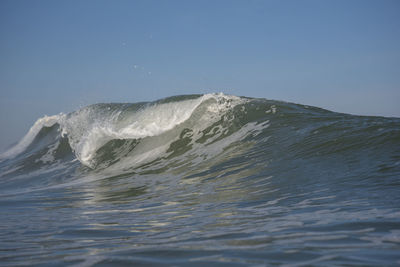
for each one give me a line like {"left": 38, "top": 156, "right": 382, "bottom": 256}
{"left": 1, "top": 93, "right": 399, "bottom": 179}
{"left": 0, "top": 94, "right": 266, "bottom": 171}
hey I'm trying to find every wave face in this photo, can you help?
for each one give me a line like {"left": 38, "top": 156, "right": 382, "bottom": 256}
{"left": 1, "top": 93, "right": 400, "bottom": 266}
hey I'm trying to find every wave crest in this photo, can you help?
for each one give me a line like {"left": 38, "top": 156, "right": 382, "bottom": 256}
{"left": 2, "top": 93, "right": 269, "bottom": 169}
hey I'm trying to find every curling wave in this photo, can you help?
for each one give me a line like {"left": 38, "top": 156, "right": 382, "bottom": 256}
{"left": 1, "top": 93, "right": 270, "bottom": 171}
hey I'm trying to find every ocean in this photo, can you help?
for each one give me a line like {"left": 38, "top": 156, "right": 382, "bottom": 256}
{"left": 0, "top": 93, "right": 399, "bottom": 266}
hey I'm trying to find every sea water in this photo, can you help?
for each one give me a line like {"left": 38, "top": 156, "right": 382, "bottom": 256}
{"left": 1, "top": 94, "right": 399, "bottom": 266}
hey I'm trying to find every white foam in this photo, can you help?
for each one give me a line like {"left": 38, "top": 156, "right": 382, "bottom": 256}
{"left": 64, "top": 93, "right": 244, "bottom": 167}
{"left": 95, "top": 94, "right": 256, "bottom": 172}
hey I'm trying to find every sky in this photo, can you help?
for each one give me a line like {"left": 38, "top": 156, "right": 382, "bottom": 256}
{"left": 0, "top": 0, "right": 399, "bottom": 150}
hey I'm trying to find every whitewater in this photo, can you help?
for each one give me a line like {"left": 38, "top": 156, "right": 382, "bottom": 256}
{"left": 0, "top": 93, "right": 399, "bottom": 266}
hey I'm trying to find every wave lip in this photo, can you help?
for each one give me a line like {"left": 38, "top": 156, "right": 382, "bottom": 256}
{"left": 0, "top": 114, "right": 63, "bottom": 161}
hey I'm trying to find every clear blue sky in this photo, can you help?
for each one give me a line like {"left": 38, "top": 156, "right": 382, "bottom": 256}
{"left": 1, "top": 0, "right": 399, "bottom": 149}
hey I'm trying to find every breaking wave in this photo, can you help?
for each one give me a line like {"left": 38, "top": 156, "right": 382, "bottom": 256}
{"left": 1, "top": 94, "right": 269, "bottom": 171}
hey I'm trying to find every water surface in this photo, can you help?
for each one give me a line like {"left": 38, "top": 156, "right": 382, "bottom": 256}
{"left": 1, "top": 94, "right": 399, "bottom": 266}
